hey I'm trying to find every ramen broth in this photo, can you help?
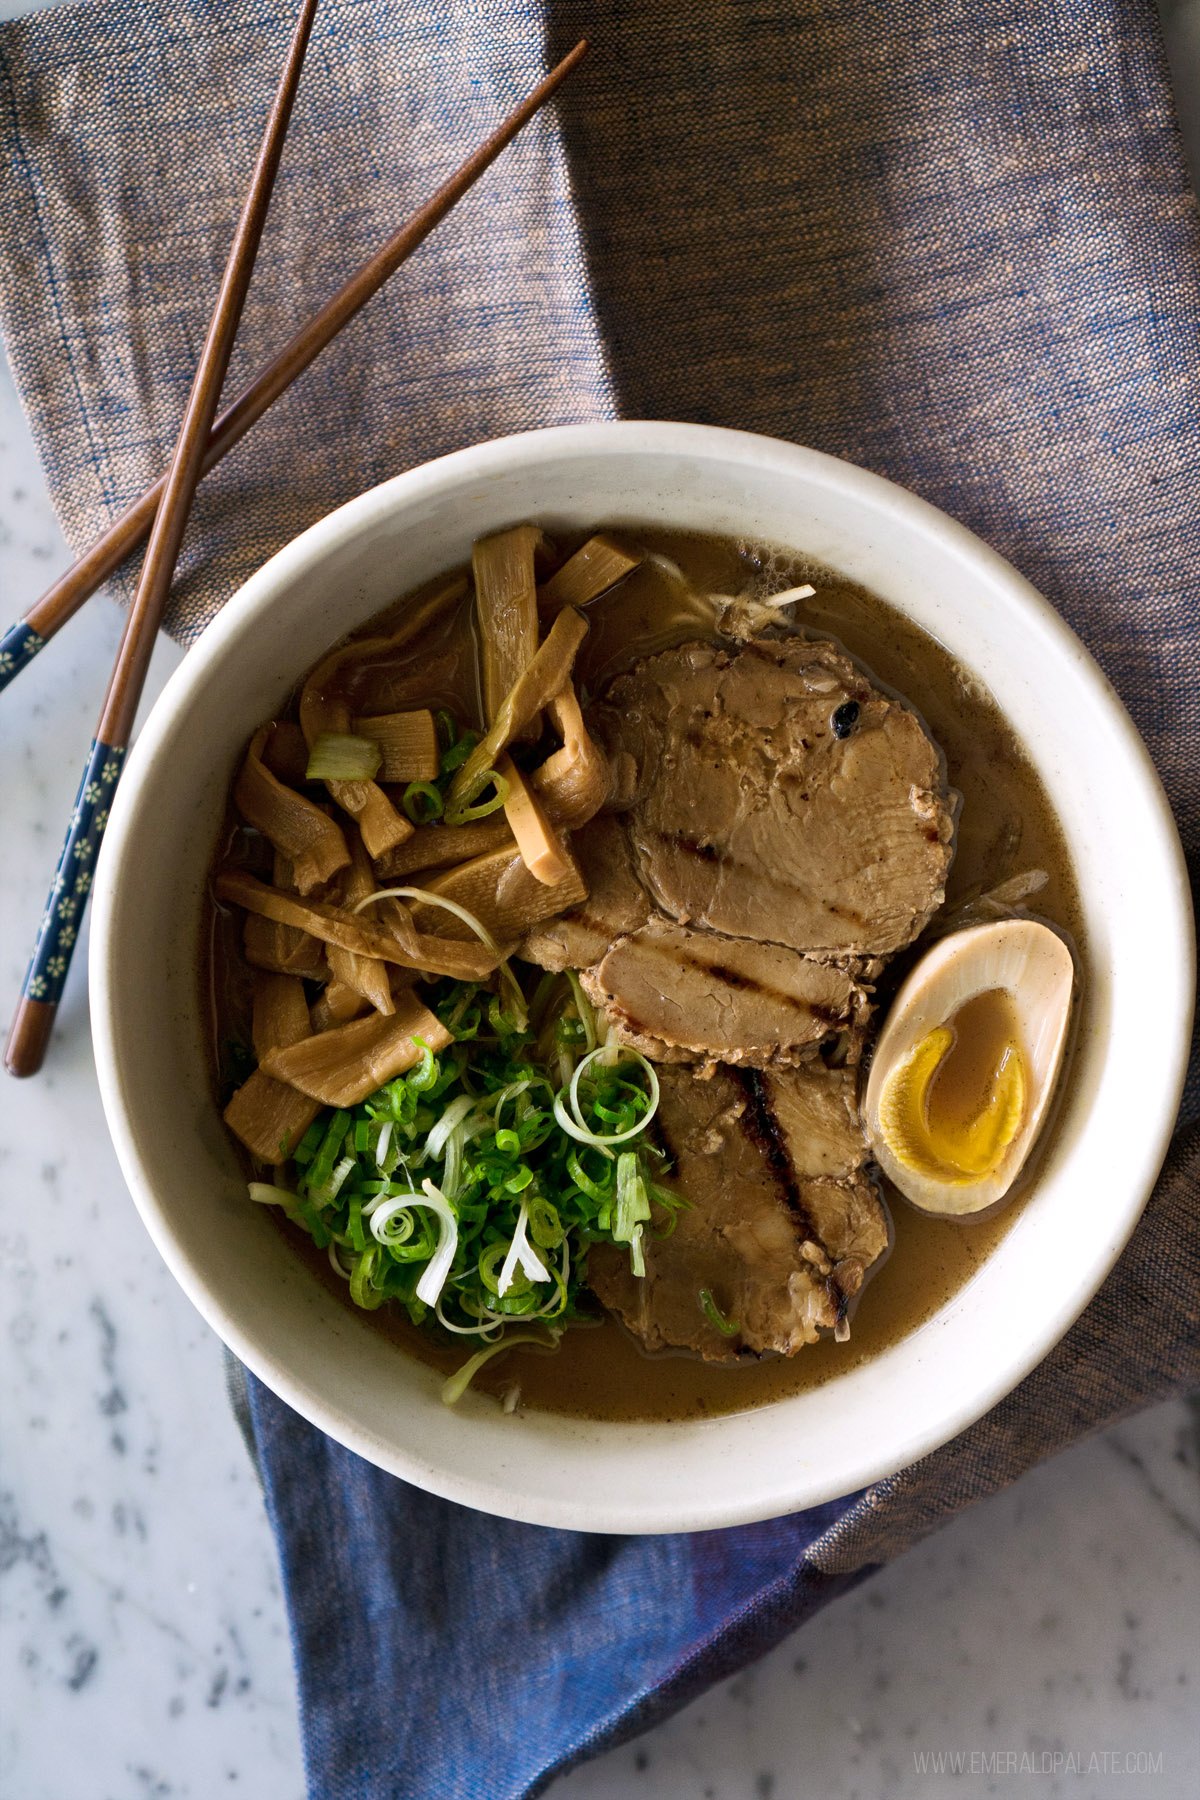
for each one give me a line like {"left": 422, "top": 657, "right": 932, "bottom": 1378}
{"left": 207, "top": 525, "right": 1085, "bottom": 1422}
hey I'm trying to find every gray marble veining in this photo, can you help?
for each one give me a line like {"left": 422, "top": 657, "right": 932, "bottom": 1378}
{"left": 0, "top": 349, "right": 304, "bottom": 1798}
{"left": 3, "top": 18, "right": 1200, "bottom": 1764}
{"left": 3, "top": 340, "right": 1198, "bottom": 1800}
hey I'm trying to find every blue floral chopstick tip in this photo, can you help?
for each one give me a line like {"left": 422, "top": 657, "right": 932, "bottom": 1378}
{"left": 0, "top": 620, "right": 47, "bottom": 695}
{"left": 22, "top": 738, "right": 126, "bottom": 1006}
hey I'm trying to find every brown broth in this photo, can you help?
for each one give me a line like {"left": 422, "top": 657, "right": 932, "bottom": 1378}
{"left": 284, "top": 1180, "right": 1017, "bottom": 1421}
{"left": 208, "top": 524, "right": 1087, "bottom": 1423}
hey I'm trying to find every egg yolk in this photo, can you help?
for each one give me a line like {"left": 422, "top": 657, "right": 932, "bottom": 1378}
{"left": 877, "top": 988, "right": 1026, "bottom": 1185}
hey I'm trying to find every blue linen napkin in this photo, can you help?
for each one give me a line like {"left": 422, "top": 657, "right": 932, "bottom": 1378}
{"left": 2, "top": 2, "right": 1200, "bottom": 1795}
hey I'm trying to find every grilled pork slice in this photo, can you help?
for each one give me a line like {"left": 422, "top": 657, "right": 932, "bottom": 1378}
{"left": 755, "top": 1065, "right": 868, "bottom": 1180}
{"left": 588, "top": 1064, "right": 889, "bottom": 1362}
{"left": 522, "top": 814, "right": 651, "bottom": 973}
{"left": 592, "top": 635, "right": 953, "bottom": 958}
{"left": 580, "top": 917, "right": 873, "bottom": 1070}
{"left": 523, "top": 815, "right": 874, "bottom": 1070}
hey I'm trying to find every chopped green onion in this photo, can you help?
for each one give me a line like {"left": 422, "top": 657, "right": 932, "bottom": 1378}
{"left": 247, "top": 950, "right": 672, "bottom": 1390}
{"left": 247, "top": 1181, "right": 297, "bottom": 1207}
{"left": 479, "top": 1239, "right": 519, "bottom": 1297}
{"left": 298, "top": 1200, "right": 332, "bottom": 1249}
{"left": 354, "top": 886, "right": 528, "bottom": 1031}
{"left": 613, "top": 1152, "right": 652, "bottom": 1242}
{"left": 350, "top": 1246, "right": 386, "bottom": 1309}
{"left": 370, "top": 1196, "right": 419, "bottom": 1244}
{"left": 323, "top": 1155, "right": 356, "bottom": 1202}
{"left": 565, "top": 971, "right": 597, "bottom": 1054}
{"left": 308, "top": 1111, "right": 351, "bottom": 1197}
{"left": 292, "top": 1119, "right": 325, "bottom": 1166}
{"left": 305, "top": 731, "right": 383, "bottom": 781}
{"left": 440, "top": 1329, "right": 560, "bottom": 1407}
{"left": 435, "top": 1292, "right": 504, "bottom": 1339}
{"left": 443, "top": 768, "right": 509, "bottom": 827}
{"left": 526, "top": 1194, "right": 564, "bottom": 1249}
{"left": 700, "top": 1289, "right": 740, "bottom": 1337}
{"left": 551, "top": 1046, "right": 660, "bottom": 1152}
{"left": 409, "top": 1181, "right": 458, "bottom": 1306}
{"left": 402, "top": 780, "right": 443, "bottom": 825}
{"left": 439, "top": 731, "right": 478, "bottom": 776}
{"left": 566, "top": 1150, "right": 609, "bottom": 1203}
{"left": 497, "top": 1195, "right": 551, "bottom": 1296}
{"left": 348, "top": 1196, "right": 367, "bottom": 1255}
{"left": 408, "top": 1040, "right": 439, "bottom": 1092}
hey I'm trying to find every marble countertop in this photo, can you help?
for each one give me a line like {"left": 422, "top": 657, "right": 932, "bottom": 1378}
{"left": 3, "top": 2, "right": 1200, "bottom": 1775}
{"left": 3, "top": 362, "right": 1199, "bottom": 1800}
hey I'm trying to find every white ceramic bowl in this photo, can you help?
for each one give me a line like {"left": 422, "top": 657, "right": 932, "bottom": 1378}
{"left": 90, "top": 422, "right": 1194, "bottom": 1533}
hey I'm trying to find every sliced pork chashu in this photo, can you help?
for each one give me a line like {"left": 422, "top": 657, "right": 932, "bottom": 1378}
{"left": 587, "top": 1064, "right": 890, "bottom": 1362}
{"left": 523, "top": 814, "right": 650, "bottom": 972}
{"left": 580, "top": 916, "right": 873, "bottom": 1070}
{"left": 592, "top": 635, "right": 954, "bottom": 958}
{"left": 756, "top": 1065, "right": 867, "bottom": 1180}
{"left": 523, "top": 811, "right": 877, "bottom": 1071}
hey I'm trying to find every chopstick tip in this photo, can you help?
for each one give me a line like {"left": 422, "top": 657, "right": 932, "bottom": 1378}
{"left": 4, "top": 994, "right": 57, "bottom": 1078}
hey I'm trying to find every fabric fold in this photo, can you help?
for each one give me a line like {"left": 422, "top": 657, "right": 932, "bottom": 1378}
{"left": 245, "top": 1119, "right": 1200, "bottom": 1800}
{"left": 0, "top": 0, "right": 615, "bottom": 643}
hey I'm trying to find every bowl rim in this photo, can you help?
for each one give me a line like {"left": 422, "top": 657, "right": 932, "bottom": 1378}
{"left": 90, "top": 420, "right": 1195, "bottom": 1532}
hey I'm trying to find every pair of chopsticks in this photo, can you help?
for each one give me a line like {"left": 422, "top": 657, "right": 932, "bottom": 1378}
{"left": 2, "top": 20, "right": 589, "bottom": 1078}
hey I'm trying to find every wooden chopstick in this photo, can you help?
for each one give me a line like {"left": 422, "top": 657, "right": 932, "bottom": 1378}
{"left": 0, "top": 39, "right": 590, "bottom": 696}
{"left": 3, "top": 0, "right": 319, "bottom": 1078}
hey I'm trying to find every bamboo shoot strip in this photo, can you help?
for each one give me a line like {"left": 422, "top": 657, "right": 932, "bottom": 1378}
{"left": 330, "top": 777, "right": 412, "bottom": 857}
{"left": 259, "top": 720, "right": 310, "bottom": 786}
{"left": 531, "top": 681, "right": 612, "bottom": 830}
{"left": 235, "top": 724, "right": 351, "bottom": 892}
{"left": 412, "top": 844, "right": 588, "bottom": 945}
{"left": 447, "top": 607, "right": 588, "bottom": 809}
{"left": 243, "top": 911, "right": 329, "bottom": 979}
{"left": 243, "top": 851, "right": 328, "bottom": 978}
{"left": 537, "top": 534, "right": 643, "bottom": 619}
{"left": 226, "top": 971, "right": 319, "bottom": 1162}
{"left": 251, "top": 971, "right": 313, "bottom": 1059}
{"left": 326, "top": 831, "right": 395, "bottom": 1016}
{"left": 299, "top": 577, "right": 468, "bottom": 743}
{"left": 261, "top": 996, "right": 453, "bottom": 1108}
{"left": 215, "top": 869, "right": 499, "bottom": 979}
{"left": 474, "top": 526, "right": 553, "bottom": 739}
{"left": 311, "top": 981, "right": 372, "bottom": 1032}
{"left": 224, "top": 1070, "right": 320, "bottom": 1164}
{"left": 297, "top": 581, "right": 468, "bottom": 859}
{"left": 353, "top": 710, "right": 439, "bottom": 782}
{"left": 495, "top": 753, "right": 571, "bottom": 885}
{"left": 372, "top": 815, "right": 516, "bottom": 880}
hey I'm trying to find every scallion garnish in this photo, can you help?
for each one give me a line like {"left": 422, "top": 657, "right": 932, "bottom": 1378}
{"left": 304, "top": 731, "right": 383, "bottom": 782}
{"left": 402, "top": 780, "right": 444, "bottom": 825}
{"left": 243, "top": 961, "right": 685, "bottom": 1403}
{"left": 443, "top": 767, "right": 510, "bottom": 827}
{"left": 700, "top": 1289, "right": 741, "bottom": 1337}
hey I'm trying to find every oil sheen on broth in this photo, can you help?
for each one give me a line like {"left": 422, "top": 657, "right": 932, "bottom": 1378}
{"left": 208, "top": 525, "right": 1085, "bottom": 1424}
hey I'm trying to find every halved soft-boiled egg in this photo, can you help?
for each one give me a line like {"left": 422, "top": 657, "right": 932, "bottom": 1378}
{"left": 863, "top": 920, "right": 1074, "bottom": 1216}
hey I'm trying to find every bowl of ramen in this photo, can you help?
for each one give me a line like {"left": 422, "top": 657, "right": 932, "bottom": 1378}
{"left": 89, "top": 422, "right": 1193, "bottom": 1532}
